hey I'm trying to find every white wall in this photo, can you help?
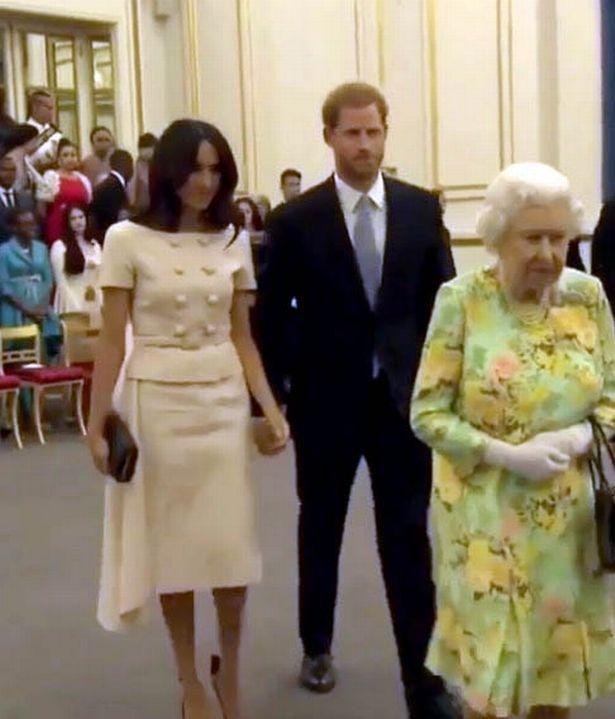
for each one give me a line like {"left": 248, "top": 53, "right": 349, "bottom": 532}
{"left": 0, "top": 0, "right": 602, "bottom": 272}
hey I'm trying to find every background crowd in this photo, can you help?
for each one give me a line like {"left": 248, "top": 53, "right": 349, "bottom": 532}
{"left": 0, "top": 88, "right": 305, "bottom": 435}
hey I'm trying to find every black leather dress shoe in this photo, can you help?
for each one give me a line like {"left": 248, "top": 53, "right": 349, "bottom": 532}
{"left": 299, "top": 654, "right": 336, "bottom": 693}
{"left": 407, "top": 688, "right": 463, "bottom": 719}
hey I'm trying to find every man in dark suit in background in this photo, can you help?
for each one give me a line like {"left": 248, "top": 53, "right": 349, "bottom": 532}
{"left": 89, "top": 149, "right": 134, "bottom": 242}
{"left": 592, "top": 198, "right": 615, "bottom": 312}
{"left": 258, "top": 83, "right": 459, "bottom": 719}
{"left": 0, "top": 154, "right": 34, "bottom": 244}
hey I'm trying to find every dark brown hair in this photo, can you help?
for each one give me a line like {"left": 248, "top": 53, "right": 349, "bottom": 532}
{"left": 61, "top": 203, "right": 90, "bottom": 275}
{"left": 321, "top": 82, "right": 389, "bottom": 129}
{"left": 235, "top": 196, "right": 263, "bottom": 231}
{"left": 280, "top": 168, "right": 301, "bottom": 184}
{"left": 134, "top": 119, "right": 241, "bottom": 238}
{"left": 57, "top": 137, "right": 78, "bottom": 162}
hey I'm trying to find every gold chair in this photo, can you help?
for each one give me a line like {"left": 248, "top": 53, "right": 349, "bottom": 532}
{"left": 0, "top": 333, "right": 23, "bottom": 450}
{"left": 60, "top": 312, "right": 99, "bottom": 368}
{"left": 0, "top": 324, "right": 86, "bottom": 445}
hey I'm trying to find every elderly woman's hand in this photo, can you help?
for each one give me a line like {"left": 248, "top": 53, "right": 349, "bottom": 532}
{"left": 484, "top": 437, "right": 571, "bottom": 482}
{"left": 527, "top": 421, "right": 593, "bottom": 459}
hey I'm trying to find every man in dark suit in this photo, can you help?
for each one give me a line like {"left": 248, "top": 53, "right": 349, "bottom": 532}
{"left": 592, "top": 198, "right": 615, "bottom": 312}
{"left": 0, "top": 154, "right": 34, "bottom": 244}
{"left": 89, "top": 149, "right": 134, "bottom": 242}
{"left": 258, "top": 83, "right": 458, "bottom": 718}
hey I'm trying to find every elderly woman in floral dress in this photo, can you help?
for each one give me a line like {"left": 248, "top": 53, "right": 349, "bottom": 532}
{"left": 411, "top": 163, "right": 615, "bottom": 719}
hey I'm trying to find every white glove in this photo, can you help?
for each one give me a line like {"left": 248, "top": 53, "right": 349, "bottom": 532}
{"left": 484, "top": 437, "right": 570, "bottom": 483}
{"left": 527, "top": 421, "right": 593, "bottom": 458}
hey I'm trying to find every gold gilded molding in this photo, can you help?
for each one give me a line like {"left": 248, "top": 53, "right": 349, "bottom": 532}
{"left": 507, "top": 0, "right": 515, "bottom": 161}
{"left": 426, "top": 0, "right": 439, "bottom": 186}
{"left": 451, "top": 236, "right": 484, "bottom": 247}
{"left": 496, "top": 0, "right": 505, "bottom": 168}
{"left": 130, "top": 0, "right": 144, "bottom": 135}
{"left": 426, "top": 0, "right": 512, "bottom": 194}
{"left": 353, "top": 0, "right": 361, "bottom": 77}
{"left": 181, "top": 0, "right": 201, "bottom": 116}
{"left": 236, "top": 0, "right": 258, "bottom": 191}
{"left": 8, "top": 26, "right": 20, "bottom": 120}
{"left": 376, "top": 0, "right": 385, "bottom": 85}
{"left": 235, "top": 0, "right": 250, "bottom": 186}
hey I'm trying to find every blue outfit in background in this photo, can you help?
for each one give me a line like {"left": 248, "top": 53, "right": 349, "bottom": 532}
{"left": 0, "top": 237, "right": 61, "bottom": 358}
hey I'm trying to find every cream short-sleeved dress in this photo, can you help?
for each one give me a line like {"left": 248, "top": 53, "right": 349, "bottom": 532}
{"left": 97, "top": 220, "right": 262, "bottom": 632}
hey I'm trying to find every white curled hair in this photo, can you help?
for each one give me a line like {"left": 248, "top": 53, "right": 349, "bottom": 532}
{"left": 476, "top": 162, "right": 584, "bottom": 253}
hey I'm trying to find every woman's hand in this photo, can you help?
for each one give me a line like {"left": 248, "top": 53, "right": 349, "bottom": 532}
{"left": 27, "top": 305, "right": 47, "bottom": 322}
{"left": 87, "top": 430, "right": 109, "bottom": 475}
{"left": 484, "top": 437, "right": 570, "bottom": 482}
{"left": 527, "top": 422, "right": 593, "bottom": 458}
{"left": 253, "top": 407, "right": 290, "bottom": 455}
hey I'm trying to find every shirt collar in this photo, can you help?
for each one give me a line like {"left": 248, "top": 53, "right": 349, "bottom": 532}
{"left": 27, "top": 117, "right": 48, "bottom": 134}
{"left": 110, "top": 170, "right": 126, "bottom": 189}
{"left": 334, "top": 171, "right": 385, "bottom": 213}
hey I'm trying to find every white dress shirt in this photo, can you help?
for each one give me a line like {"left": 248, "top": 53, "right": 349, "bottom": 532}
{"left": 0, "top": 187, "right": 16, "bottom": 207}
{"left": 334, "top": 171, "right": 387, "bottom": 260}
{"left": 109, "top": 170, "right": 127, "bottom": 190}
{"left": 26, "top": 117, "right": 63, "bottom": 171}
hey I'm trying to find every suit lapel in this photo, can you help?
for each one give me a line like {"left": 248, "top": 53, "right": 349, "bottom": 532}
{"left": 376, "top": 177, "right": 406, "bottom": 311}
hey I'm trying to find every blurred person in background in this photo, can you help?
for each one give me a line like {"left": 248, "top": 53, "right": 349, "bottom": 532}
{"left": 35, "top": 138, "right": 92, "bottom": 246}
{"left": 25, "top": 89, "right": 63, "bottom": 174}
{"left": 50, "top": 203, "right": 102, "bottom": 325}
{"left": 0, "top": 206, "right": 61, "bottom": 359}
{"left": 81, "top": 126, "right": 115, "bottom": 188}
{"left": 253, "top": 193, "right": 271, "bottom": 226}
{"left": 130, "top": 132, "right": 157, "bottom": 213}
{"left": 280, "top": 168, "right": 302, "bottom": 204}
{"left": 0, "top": 155, "right": 35, "bottom": 244}
{"left": 89, "top": 149, "right": 134, "bottom": 243}
{"left": 235, "top": 196, "right": 263, "bottom": 237}
{"left": 591, "top": 197, "right": 615, "bottom": 313}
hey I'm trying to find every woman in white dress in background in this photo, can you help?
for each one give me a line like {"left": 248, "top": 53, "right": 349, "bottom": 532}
{"left": 50, "top": 203, "right": 102, "bottom": 326}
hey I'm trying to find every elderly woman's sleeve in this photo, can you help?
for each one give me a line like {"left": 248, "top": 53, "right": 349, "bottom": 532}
{"left": 410, "top": 282, "right": 488, "bottom": 477}
{"left": 593, "top": 283, "right": 615, "bottom": 431}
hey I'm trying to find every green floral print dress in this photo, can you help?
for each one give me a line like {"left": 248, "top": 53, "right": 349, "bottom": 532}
{"left": 411, "top": 266, "right": 615, "bottom": 717}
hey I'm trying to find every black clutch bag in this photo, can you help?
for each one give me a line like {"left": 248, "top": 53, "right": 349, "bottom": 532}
{"left": 587, "top": 417, "right": 615, "bottom": 572}
{"left": 103, "top": 411, "right": 138, "bottom": 483}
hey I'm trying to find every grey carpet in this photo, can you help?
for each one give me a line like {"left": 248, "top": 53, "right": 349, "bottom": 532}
{"left": 1, "top": 427, "right": 613, "bottom": 718}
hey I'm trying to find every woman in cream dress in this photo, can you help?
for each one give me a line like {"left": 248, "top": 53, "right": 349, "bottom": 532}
{"left": 50, "top": 204, "right": 102, "bottom": 326}
{"left": 87, "top": 120, "right": 289, "bottom": 719}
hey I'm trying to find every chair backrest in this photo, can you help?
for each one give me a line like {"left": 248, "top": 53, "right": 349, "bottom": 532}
{"left": 61, "top": 314, "right": 99, "bottom": 365}
{"left": 0, "top": 324, "right": 41, "bottom": 367}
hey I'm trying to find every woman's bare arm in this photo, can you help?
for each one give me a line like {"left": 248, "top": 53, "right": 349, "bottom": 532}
{"left": 231, "top": 290, "right": 289, "bottom": 448}
{"left": 87, "top": 287, "right": 130, "bottom": 472}
{"left": 231, "top": 290, "right": 280, "bottom": 418}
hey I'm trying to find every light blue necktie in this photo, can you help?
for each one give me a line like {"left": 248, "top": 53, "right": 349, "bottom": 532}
{"left": 353, "top": 194, "right": 381, "bottom": 309}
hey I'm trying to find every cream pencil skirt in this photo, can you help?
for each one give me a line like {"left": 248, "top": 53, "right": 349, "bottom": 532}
{"left": 97, "top": 372, "right": 262, "bottom": 632}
